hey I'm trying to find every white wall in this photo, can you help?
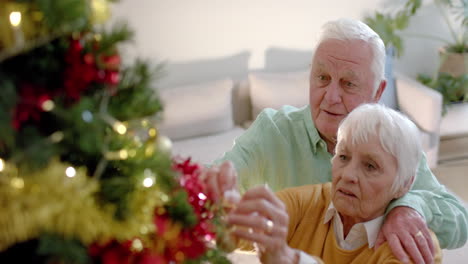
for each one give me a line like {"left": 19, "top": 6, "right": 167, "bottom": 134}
{"left": 110, "top": 0, "right": 455, "bottom": 87}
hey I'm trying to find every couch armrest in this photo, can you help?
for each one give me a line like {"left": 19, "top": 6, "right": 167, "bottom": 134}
{"left": 395, "top": 72, "right": 443, "bottom": 133}
{"left": 232, "top": 79, "right": 252, "bottom": 126}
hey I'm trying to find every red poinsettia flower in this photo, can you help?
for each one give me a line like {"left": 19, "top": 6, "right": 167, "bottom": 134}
{"left": 12, "top": 83, "right": 52, "bottom": 130}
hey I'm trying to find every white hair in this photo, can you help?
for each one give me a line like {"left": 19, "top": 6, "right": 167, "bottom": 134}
{"left": 317, "top": 18, "right": 386, "bottom": 94}
{"left": 336, "top": 104, "right": 422, "bottom": 195}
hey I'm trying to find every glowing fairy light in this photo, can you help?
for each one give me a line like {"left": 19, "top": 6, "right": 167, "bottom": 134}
{"left": 0, "top": 158, "right": 4, "bottom": 172}
{"left": 148, "top": 128, "right": 157, "bottom": 138}
{"left": 10, "top": 177, "right": 24, "bottom": 189}
{"left": 198, "top": 193, "right": 207, "bottom": 200}
{"left": 9, "top": 12, "right": 21, "bottom": 27}
{"left": 65, "top": 167, "right": 76, "bottom": 178}
{"left": 41, "top": 100, "right": 55, "bottom": 111}
{"left": 50, "top": 131, "right": 64, "bottom": 143}
{"left": 143, "top": 177, "right": 154, "bottom": 188}
{"left": 119, "top": 150, "right": 128, "bottom": 159}
{"left": 113, "top": 122, "right": 127, "bottom": 135}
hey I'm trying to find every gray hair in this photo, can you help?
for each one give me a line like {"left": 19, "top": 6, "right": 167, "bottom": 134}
{"left": 336, "top": 104, "right": 422, "bottom": 195}
{"left": 317, "top": 18, "right": 386, "bottom": 94}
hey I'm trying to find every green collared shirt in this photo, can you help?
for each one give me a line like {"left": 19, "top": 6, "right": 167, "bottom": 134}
{"left": 215, "top": 105, "right": 467, "bottom": 249}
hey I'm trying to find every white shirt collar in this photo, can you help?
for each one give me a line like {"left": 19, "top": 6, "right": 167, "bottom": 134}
{"left": 324, "top": 202, "right": 384, "bottom": 250}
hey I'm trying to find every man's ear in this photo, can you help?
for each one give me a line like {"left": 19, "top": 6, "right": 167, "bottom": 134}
{"left": 373, "top": 80, "right": 386, "bottom": 102}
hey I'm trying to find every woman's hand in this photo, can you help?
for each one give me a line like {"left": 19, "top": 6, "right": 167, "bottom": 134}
{"left": 227, "top": 185, "right": 298, "bottom": 264}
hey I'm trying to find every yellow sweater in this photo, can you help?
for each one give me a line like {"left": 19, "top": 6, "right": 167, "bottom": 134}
{"left": 276, "top": 183, "right": 441, "bottom": 264}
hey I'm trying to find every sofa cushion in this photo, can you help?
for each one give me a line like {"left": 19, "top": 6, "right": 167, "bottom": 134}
{"left": 249, "top": 70, "right": 309, "bottom": 119}
{"left": 159, "top": 79, "right": 234, "bottom": 140}
{"left": 171, "top": 126, "right": 245, "bottom": 165}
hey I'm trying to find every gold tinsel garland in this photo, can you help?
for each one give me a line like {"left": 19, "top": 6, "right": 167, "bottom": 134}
{"left": 0, "top": 160, "right": 167, "bottom": 251}
{"left": 0, "top": 0, "right": 111, "bottom": 61}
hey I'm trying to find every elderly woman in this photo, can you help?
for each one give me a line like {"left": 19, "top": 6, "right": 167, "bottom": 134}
{"left": 207, "top": 104, "right": 441, "bottom": 263}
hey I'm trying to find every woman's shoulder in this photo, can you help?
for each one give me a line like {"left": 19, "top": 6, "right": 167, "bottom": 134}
{"left": 276, "top": 183, "right": 332, "bottom": 216}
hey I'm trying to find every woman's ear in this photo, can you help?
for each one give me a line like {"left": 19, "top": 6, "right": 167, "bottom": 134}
{"left": 394, "top": 175, "right": 415, "bottom": 199}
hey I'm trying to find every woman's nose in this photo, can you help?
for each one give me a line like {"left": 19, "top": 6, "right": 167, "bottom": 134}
{"left": 341, "top": 163, "right": 358, "bottom": 183}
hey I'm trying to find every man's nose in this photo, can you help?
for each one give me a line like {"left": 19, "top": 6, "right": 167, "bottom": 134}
{"left": 324, "top": 81, "right": 342, "bottom": 105}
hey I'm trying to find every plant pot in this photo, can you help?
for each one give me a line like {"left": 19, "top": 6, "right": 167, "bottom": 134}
{"left": 439, "top": 47, "right": 468, "bottom": 77}
{"left": 440, "top": 101, "right": 468, "bottom": 138}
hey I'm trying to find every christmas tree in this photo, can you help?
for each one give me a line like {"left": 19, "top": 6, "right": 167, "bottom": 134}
{"left": 0, "top": 0, "right": 232, "bottom": 263}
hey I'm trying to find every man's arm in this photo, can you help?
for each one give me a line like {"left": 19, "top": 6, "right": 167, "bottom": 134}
{"left": 214, "top": 110, "right": 279, "bottom": 192}
{"left": 386, "top": 153, "right": 468, "bottom": 249}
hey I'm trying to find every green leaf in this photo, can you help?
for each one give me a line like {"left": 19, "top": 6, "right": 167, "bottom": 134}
{"left": 395, "top": 11, "right": 410, "bottom": 30}
{"left": 37, "top": 233, "right": 90, "bottom": 264}
{"left": 166, "top": 190, "right": 198, "bottom": 227}
{"left": 405, "top": 0, "right": 423, "bottom": 14}
{"left": 37, "top": 0, "right": 90, "bottom": 32}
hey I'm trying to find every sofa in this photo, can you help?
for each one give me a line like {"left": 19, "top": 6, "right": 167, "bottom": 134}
{"left": 158, "top": 69, "right": 443, "bottom": 169}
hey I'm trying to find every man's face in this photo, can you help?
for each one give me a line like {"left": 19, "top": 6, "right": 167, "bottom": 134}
{"left": 309, "top": 39, "right": 384, "bottom": 147}
{"left": 331, "top": 135, "right": 399, "bottom": 223}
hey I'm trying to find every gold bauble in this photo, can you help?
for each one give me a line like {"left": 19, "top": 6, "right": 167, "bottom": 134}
{"left": 90, "top": 0, "right": 111, "bottom": 24}
{"left": 156, "top": 135, "right": 172, "bottom": 154}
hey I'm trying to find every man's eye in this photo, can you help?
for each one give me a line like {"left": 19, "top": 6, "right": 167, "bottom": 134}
{"left": 318, "top": 75, "right": 329, "bottom": 81}
{"left": 343, "top": 80, "right": 355, "bottom": 87}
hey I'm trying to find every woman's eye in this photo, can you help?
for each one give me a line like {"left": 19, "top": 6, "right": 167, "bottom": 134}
{"left": 366, "top": 163, "right": 376, "bottom": 170}
{"left": 339, "top": 155, "right": 347, "bottom": 161}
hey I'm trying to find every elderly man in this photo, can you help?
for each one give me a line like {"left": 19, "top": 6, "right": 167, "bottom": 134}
{"left": 207, "top": 18, "right": 467, "bottom": 263}
{"left": 224, "top": 104, "right": 442, "bottom": 263}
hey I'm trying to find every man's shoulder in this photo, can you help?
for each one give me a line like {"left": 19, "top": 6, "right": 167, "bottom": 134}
{"left": 255, "top": 105, "right": 313, "bottom": 128}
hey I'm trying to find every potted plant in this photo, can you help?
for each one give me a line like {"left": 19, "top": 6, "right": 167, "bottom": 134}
{"left": 364, "top": 0, "right": 467, "bottom": 109}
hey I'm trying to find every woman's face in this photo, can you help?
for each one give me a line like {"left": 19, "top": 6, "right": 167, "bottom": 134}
{"left": 331, "top": 135, "right": 399, "bottom": 224}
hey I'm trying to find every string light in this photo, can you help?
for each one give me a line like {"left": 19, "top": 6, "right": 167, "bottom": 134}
{"left": 82, "top": 111, "right": 93, "bottom": 123}
{"left": 130, "top": 238, "right": 143, "bottom": 252}
{"left": 113, "top": 122, "right": 127, "bottom": 135}
{"left": 142, "top": 177, "right": 154, "bottom": 188}
{"left": 119, "top": 150, "right": 128, "bottom": 159}
{"left": 128, "top": 149, "right": 137, "bottom": 158}
{"left": 0, "top": 158, "right": 4, "bottom": 172}
{"left": 198, "top": 193, "right": 207, "bottom": 200}
{"left": 10, "top": 177, "right": 24, "bottom": 189}
{"left": 41, "top": 100, "right": 55, "bottom": 111}
{"left": 148, "top": 128, "right": 157, "bottom": 138}
{"left": 65, "top": 167, "right": 76, "bottom": 178}
{"left": 142, "top": 168, "right": 156, "bottom": 187}
{"left": 9, "top": 12, "right": 21, "bottom": 27}
{"left": 49, "top": 131, "right": 64, "bottom": 143}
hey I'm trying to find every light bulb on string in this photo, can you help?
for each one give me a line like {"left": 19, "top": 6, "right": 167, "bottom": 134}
{"left": 41, "top": 100, "right": 54, "bottom": 111}
{"left": 65, "top": 167, "right": 76, "bottom": 178}
{"left": 142, "top": 168, "right": 155, "bottom": 188}
{"left": 142, "top": 177, "right": 154, "bottom": 188}
{"left": 148, "top": 128, "right": 157, "bottom": 138}
{"left": 113, "top": 121, "right": 127, "bottom": 135}
{"left": 9, "top": 12, "right": 21, "bottom": 27}
{"left": 49, "top": 131, "right": 64, "bottom": 143}
{"left": 10, "top": 177, "right": 24, "bottom": 189}
{"left": 82, "top": 111, "right": 94, "bottom": 123}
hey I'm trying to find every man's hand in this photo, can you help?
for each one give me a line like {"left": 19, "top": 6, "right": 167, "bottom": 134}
{"left": 375, "top": 206, "right": 435, "bottom": 264}
{"left": 201, "top": 161, "right": 238, "bottom": 202}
